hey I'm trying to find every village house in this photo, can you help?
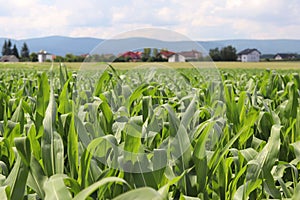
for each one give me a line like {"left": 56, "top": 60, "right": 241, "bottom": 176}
{"left": 119, "top": 51, "right": 142, "bottom": 61}
{"left": 157, "top": 50, "right": 185, "bottom": 62}
{"left": 158, "top": 50, "right": 175, "bottom": 60}
{"left": 160, "top": 50, "right": 202, "bottom": 62}
{"left": 37, "top": 50, "right": 55, "bottom": 62}
{"left": 237, "top": 48, "right": 261, "bottom": 62}
{"left": 274, "top": 53, "right": 297, "bottom": 60}
{"left": 168, "top": 54, "right": 186, "bottom": 62}
{"left": 178, "top": 50, "right": 202, "bottom": 61}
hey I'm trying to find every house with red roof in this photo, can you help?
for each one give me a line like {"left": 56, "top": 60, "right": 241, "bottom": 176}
{"left": 120, "top": 51, "right": 142, "bottom": 61}
{"left": 158, "top": 50, "right": 175, "bottom": 60}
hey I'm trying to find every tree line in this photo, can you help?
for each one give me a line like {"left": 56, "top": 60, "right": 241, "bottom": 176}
{"left": 1, "top": 40, "right": 239, "bottom": 62}
{"left": 1, "top": 39, "right": 32, "bottom": 61}
{"left": 46, "top": 46, "right": 239, "bottom": 62}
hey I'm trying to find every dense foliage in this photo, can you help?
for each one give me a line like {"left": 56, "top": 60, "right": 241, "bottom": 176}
{"left": 0, "top": 65, "right": 300, "bottom": 199}
{"left": 209, "top": 46, "right": 237, "bottom": 61}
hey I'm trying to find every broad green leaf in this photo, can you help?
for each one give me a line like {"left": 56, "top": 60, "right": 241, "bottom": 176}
{"left": 74, "top": 177, "right": 129, "bottom": 200}
{"left": 78, "top": 149, "right": 92, "bottom": 188}
{"left": 27, "top": 124, "right": 41, "bottom": 160}
{"left": 0, "top": 186, "right": 9, "bottom": 200}
{"left": 94, "top": 70, "right": 112, "bottom": 97}
{"left": 41, "top": 88, "right": 64, "bottom": 176}
{"left": 124, "top": 123, "right": 142, "bottom": 163}
{"left": 58, "top": 79, "right": 72, "bottom": 114}
{"left": 113, "top": 187, "right": 162, "bottom": 200}
{"left": 292, "top": 181, "right": 300, "bottom": 200}
{"left": 27, "top": 156, "right": 47, "bottom": 199}
{"left": 181, "top": 96, "right": 196, "bottom": 128}
{"left": 36, "top": 72, "right": 50, "bottom": 132}
{"left": 44, "top": 175, "right": 72, "bottom": 200}
{"left": 11, "top": 99, "right": 24, "bottom": 132}
{"left": 193, "top": 121, "right": 215, "bottom": 194}
{"left": 4, "top": 156, "right": 29, "bottom": 200}
{"left": 128, "top": 83, "right": 150, "bottom": 115}
{"left": 14, "top": 137, "right": 31, "bottom": 167}
{"left": 99, "top": 94, "right": 113, "bottom": 134}
{"left": 68, "top": 113, "right": 78, "bottom": 179}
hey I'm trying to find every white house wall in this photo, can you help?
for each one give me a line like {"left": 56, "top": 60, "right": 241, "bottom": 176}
{"left": 38, "top": 54, "right": 53, "bottom": 62}
{"left": 38, "top": 54, "right": 44, "bottom": 63}
{"left": 46, "top": 55, "right": 53, "bottom": 61}
{"left": 241, "top": 51, "right": 260, "bottom": 62}
{"left": 168, "top": 54, "right": 186, "bottom": 62}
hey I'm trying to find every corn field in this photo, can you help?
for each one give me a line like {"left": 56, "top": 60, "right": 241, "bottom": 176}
{"left": 0, "top": 64, "right": 300, "bottom": 200}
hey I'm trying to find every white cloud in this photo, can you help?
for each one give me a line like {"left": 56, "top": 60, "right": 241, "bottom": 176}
{"left": 0, "top": 0, "right": 299, "bottom": 40}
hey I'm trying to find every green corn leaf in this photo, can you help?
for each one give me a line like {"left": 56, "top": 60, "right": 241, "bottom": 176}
{"left": 74, "top": 177, "right": 129, "bottom": 200}
{"left": 41, "top": 88, "right": 64, "bottom": 176}
{"left": 11, "top": 99, "right": 24, "bottom": 132}
{"left": 14, "top": 137, "right": 31, "bottom": 167}
{"left": 78, "top": 149, "right": 92, "bottom": 188}
{"left": 112, "top": 187, "right": 162, "bottom": 200}
{"left": 4, "top": 156, "right": 29, "bottom": 200}
{"left": 99, "top": 94, "right": 113, "bottom": 134}
{"left": 27, "top": 124, "right": 41, "bottom": 160}
{"left": 68, "top": 113, "right": 79, "bottom": 179}
{"left": 36, "top": 72, "right": 50, "bottom": 132}
{"left": 128, "top": 83, "right": 149, "bottom": 115}
{"left": 59, "top": 63, "right": 67, "bottom": 89}
{"left": 44, "top": 175, "right": 72, "bottom": 200}
{"left": 58, "top": 79, "right": 72, "bottom": 114}
{"left": 124, "top": 122, "right": 142, "bottom": 164}
{"left": 27, "top": 156, "right": 47, "bottom": 199}
{"left": 0, "top": 186, "right": 9, "bottom": 200}
{"left": 292, "top": 181, "right": 300, "bottom": 200}
{"left": 94, "top": 70, "right": 112, "bottom": 97}
{"left": 193, "top": 121, "right": 215, "bottom": 194}
{"left": 181, "top": 96, "right": 196, "bottom": 129}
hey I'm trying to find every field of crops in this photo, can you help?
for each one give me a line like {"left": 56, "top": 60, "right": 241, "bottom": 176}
{"left": 1, "top": 61, "right": 300, "bottom": 70}
{"left": 1, "top": 63, "right": 300, "bottom": 199}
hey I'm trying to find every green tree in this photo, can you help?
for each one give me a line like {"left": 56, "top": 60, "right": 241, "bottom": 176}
{"left": 153, "top": 48, "right": 158, "bottom": 57}
{"left": 220, "top": 45, "right": 237, "bottom": 61}
{"left": 209, "top": 48, "right": 222, "bottom": 61}
{"left": 29, "top": 52, "right": 38, "bottom": 62}
{"left": 209, "top": 46, "right": 237, "bottom": 61}
{"left": 1, "top": 40, "right": 12, "bottom": 56}
{"left": 54, "top": 55, "right": 65, "bottom": 62}
{"left": 7, "top": 39, "right": 12, "bottom": 55}
{"left": 21, "top": 42, "right": 30, "bottom": 60}
{"left": 65, "top": 53, "right": 76, "bottom": 62}
{"left": 2, "top": 40, "right": 7, "bottom": 56}
{"left": 142, "top": 48, "right": 151, "bottom": 61}
{"left": 11, "top": 44, "right": 19, "bottom": 58}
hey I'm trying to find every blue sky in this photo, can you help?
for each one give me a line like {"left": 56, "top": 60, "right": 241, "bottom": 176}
{"left": 0, "top": 0, "right": 299, "bottom": 40}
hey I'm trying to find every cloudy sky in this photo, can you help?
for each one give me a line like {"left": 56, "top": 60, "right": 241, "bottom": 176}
{"left": 0, "top": 0, "right": 299, "bottom": 40}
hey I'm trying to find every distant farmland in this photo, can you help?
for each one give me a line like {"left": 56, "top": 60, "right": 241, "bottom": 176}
{"left": 1, "top": 61, "right": 300, "bottom": 70}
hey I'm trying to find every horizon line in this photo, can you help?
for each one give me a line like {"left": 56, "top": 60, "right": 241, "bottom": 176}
{"left": 0, "top": 35, "right": 300, "bottom": 42}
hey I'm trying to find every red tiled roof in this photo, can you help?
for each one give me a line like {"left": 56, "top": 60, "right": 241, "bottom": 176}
{"left": 121, "top": 51, "right": 142, "bottom": 59}
{"left": 159, "top": 50, "right": 175, "bottom": 58}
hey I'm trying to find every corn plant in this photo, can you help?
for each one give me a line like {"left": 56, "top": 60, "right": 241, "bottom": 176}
{"left": 0, "top": 65, "right": 299, "bottom": 199}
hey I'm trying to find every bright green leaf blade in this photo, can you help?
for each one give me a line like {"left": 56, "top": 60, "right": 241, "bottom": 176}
{"left": 74, "top": 177, "right": 129, "bottom": 200}
{"left": 113, "top": 187, "right": 163, "bottom": 200}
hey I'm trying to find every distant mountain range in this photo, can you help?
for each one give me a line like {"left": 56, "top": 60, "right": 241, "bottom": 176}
{"left": 0, "top": 36, "right": 299, "bottom": 56}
